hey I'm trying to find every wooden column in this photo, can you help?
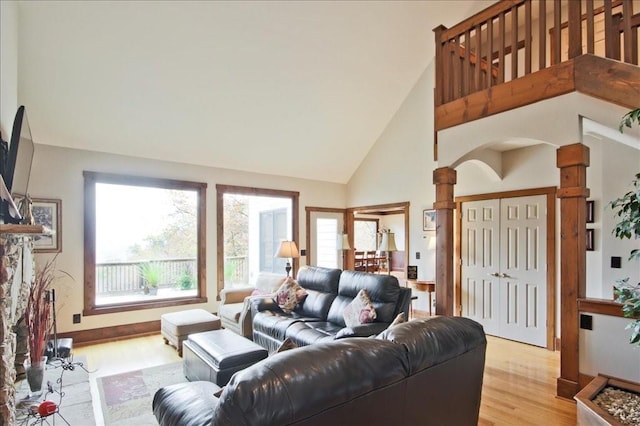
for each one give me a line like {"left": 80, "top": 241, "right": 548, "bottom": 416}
{"left": 433, "top": 167, "right": 457, "bottom": 316}
{"left": 556, "top": 143, "right": 590, "bottom": 399}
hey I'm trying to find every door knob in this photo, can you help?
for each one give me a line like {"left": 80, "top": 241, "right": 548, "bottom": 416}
{"left": 500, "top": 273, "right": 511, "bottom": 278}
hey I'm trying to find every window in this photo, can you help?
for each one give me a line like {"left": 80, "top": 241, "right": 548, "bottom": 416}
{"left": 217, "top": 185, "right": 299, "bottom": 295}
{"left": 83, "top": 172, "right": 207, "bottom": 315}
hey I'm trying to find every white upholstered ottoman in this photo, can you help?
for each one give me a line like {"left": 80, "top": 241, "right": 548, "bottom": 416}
{"left": 161, "top": 309, "right": 221, "bottom": 356}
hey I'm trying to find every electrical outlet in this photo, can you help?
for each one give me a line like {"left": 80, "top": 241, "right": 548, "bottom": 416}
{"left": 72, "top": 314, "right": 81, "bottom": 324}
{"left": 580, "top": 314, "right": 593, "bottom": 330}
{"left": 611, "top": 256, "right": 622, "bottom": 268}
{"left": 416, "top": 252, "right": 420, "bottom": 260}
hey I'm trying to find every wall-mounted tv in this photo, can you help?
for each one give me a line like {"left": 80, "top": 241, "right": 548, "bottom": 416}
{"left": 2, "top": 106, "right": 35, "bottom": 224}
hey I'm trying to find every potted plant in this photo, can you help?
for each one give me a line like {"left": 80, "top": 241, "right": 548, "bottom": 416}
{"left": 178, "top": 271, "right": 194, "bottom": 290}
{"left": 139, "top": 262, "right": 161, "bottom": 296}
{"left": 611, "top": 171, "right": 640, "bottom": 344}
{"left": 24, "top": 259, "right": 55, "bottom": 396}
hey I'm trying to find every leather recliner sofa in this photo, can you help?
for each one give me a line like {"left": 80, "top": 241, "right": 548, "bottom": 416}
{"left": 251, "top": 266, "right": 412, "bottom": 352}
{"left": 153, "top": 316, "right": 487, "bottom": 425}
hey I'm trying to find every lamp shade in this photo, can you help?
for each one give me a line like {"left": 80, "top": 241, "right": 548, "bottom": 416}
{"left": 379, "top": 232, "right": 397, "bottom": 252}
{"left": 337, "top": 234, "right": 351, "bottom": 250}
{"left": 276, "top": 241, "right": 299, "bottom": 259}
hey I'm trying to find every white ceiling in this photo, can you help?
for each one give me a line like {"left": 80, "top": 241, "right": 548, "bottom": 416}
{"left": 17, "top": 1, "right": 492, "bottom": 184}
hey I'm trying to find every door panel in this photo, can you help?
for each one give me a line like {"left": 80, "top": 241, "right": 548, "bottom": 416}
{"left": 309, "top": 212, "right": 344, "bottom": 268}
{"left": 499, "top": 195, "right": 547, "bottom": 346}
{"left": 460, "top": 199, "right": 500, "bottom": 336}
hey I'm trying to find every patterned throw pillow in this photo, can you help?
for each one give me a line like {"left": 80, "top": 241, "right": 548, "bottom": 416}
{"left": 273, "top": 277, "right": 308, "bottom": 314}
{"left": 343, "top": 289, "right": 377, "bottom": 328}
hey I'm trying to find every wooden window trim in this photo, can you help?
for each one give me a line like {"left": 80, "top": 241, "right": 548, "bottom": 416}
{"left": 83, "top": 171, "right": 207, "bottom": 316}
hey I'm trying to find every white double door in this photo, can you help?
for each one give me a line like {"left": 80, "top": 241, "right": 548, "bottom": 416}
{"left": 461, "top": 195, "right": 547, "bottom": 347}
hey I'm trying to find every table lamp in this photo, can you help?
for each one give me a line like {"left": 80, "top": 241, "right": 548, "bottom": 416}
{"left": 378, "top": 232, "right": 397, "bottom": 275}
{"left": 276, "top": 240, "right": 299, "bottom": 277}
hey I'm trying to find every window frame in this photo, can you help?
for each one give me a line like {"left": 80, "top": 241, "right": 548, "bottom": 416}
{"left": 216, "top": 184, "right": 299, "bottom": 299}
{"left": 83, "top": 171, "right": 208, "bottom": 316}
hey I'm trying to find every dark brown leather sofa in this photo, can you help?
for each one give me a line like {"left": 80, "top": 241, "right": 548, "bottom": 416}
{"left": 153, "top": 316, "right": 487, "bottom": 425}
{"left": 251, "top": 266, "right": 412, "bottom": 353}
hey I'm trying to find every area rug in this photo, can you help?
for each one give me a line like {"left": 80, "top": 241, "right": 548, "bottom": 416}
{"left": 15, "top": 356, "right": 95, "bottom": 425}
{"left": 97, "top": 361, "right": 185, "bottom": 425}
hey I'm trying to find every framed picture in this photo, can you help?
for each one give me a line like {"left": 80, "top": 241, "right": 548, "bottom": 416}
{"left": 586, "top": 228, "right": 594, "bottom": 251}
{"left": 586, "top": 200, "right": 595, "bottom": 224}
{"left": 32, "top": 198, "right": 62, "bottom": 253}
{"left": 423, "top": 209, "right": 436, "bottom": 231}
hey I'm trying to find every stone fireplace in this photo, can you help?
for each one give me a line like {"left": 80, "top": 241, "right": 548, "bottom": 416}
{"left": 0, "top": 228, "right": 38, "bottom": 425}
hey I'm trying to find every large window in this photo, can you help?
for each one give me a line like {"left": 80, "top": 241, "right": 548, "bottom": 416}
{"left": 84, "top": 172, "right": 207, "bottom": 315}
{"left": 216, "top": 185, "right": 299, "bottom": 296}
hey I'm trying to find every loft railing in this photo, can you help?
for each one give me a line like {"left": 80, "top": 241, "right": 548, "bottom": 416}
{"left": 434, "top": 0, "right": 639, "bottom": 110}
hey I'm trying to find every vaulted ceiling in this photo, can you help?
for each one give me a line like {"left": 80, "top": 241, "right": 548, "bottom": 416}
{"left": 17, "top": 1, "right": 492, "bottom": 183}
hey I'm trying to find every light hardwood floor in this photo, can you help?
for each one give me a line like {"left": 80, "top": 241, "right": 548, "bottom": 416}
{"left": 75, "top": 333, "right": 576, "bottom": 425}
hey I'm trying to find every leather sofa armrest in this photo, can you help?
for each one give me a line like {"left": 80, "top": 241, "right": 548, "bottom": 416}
{"left": 250, "top": 295, "right": 283, "bottom": 315}
{"left": 335, "top": 322, "right": 390, "bottom": 339}
{"left": 239, "top": 295, "right": 269, "bottom": 338}
{"left": 220, "top": 287, "right": 254, "bottom": 305}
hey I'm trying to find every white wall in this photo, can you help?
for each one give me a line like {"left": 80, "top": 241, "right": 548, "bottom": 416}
{"left": 0, "top": 1, "right": 18, "bottom": 139}
{"left": 29, "top": 144, "right": 346, "bottom": 333}
{"left": 348, "top": 64, "right": 438, "bottom": 281}
{"left": 580, "top": 313, "right": 640, "bottom": 382}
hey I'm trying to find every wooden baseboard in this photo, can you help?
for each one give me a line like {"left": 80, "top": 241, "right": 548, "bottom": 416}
{"left": 555, "top": 337, "right": 561, "bottom": 351}
{"left": 57, "top": 320, "right": 160, "bottom": 347}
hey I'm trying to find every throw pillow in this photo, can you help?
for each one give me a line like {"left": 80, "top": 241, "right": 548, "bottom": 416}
{"left": 273, "top": 277, "right": 308, "bottom": 314}
{"left": 251, "top": 288, "right": 271, "bottom": 297}
{"left": 343, "top": 289, "right": 377, "bottom": 328}
{"left": 275, "top": 337, "right": 298, "bottom": 353}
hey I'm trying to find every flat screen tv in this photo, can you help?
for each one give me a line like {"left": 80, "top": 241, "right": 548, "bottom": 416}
{"left": 2, "top": 106, "right": 35, "bottom": 224}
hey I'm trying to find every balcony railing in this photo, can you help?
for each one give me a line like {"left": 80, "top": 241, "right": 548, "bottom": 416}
{"left": 433, "top": 0, "right": 639, "bottom": 134}
{"left": 96, "top": 258, "right": 196, "bottom": 296}
{"left": 224, "top": 255, "right": 249, "bottom": 286}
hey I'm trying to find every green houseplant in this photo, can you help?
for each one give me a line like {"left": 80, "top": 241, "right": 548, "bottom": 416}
{"left": 611, "top": 108, "right": 640, "bottom": 346}
{"left": 139, "top": 262, "right": 161, "bottom": 295}
{"left": 611, "top": 172, "right": 640, "bottom": 345}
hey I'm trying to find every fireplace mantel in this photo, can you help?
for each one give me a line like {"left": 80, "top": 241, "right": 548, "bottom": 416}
{"left": 0, "top": 224, "right": 44, "bottom": 425}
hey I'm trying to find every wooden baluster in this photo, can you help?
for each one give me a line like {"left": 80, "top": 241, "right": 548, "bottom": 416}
{"left": 622, "top": 0, "right": 636, "bottom": 64}
{"left": 604, "top": 0, "right": 616, "bottom": 59}
{"left": 525, "top": 0, "right": 532, "bottom": 74}
{"left": 586, "top": 0, "right": 595, "bottom": 54}
{"left": 511, "top": 5, "right": 518, "bottom": 79}
{"left": 475, "top": 23, "right": 482, "bottom": 92}
{"left": 463, "top": 29, "right": 471, "bottom": 96}
{"left": 487, "top": 18, "right": 494, "bottom": 88}
{"left": 539, "top": 0, "right": 546, "bottom": 69}
{"left": 433, "top": 25, "right": 446, "bottom": 106}
{"left": 498, "top": 11, "right": 506, "bottom": 83}
{"left": 454, "top": 35, "right": 462, "bottom": 99}
{"left": 553, "top": 0, "right": 562, "bottom": 65}
{"left": 567, "top": 0, "right": 582, "bottom": 59}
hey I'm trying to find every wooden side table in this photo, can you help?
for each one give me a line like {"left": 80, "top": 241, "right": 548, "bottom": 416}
{"left": 406, "top": 280, "right": 435, "bottom": 316}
